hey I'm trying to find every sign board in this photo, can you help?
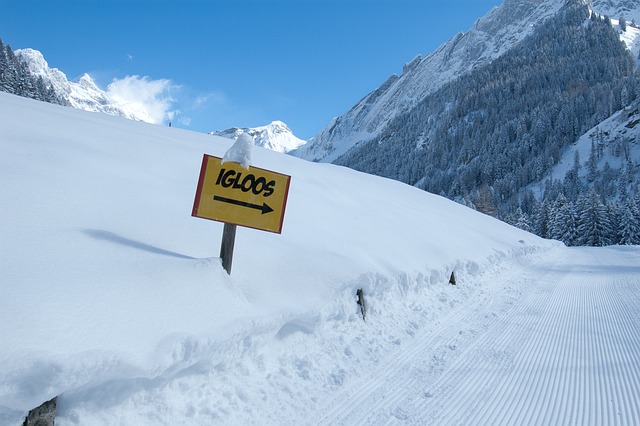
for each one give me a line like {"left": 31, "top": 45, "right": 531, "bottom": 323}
{"left": 192, "top": 154, "right": 291, "bottom": 234}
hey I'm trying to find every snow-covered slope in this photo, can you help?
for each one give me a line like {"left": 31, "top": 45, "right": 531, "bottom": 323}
{"left": 2, "top": 93, "right": 640, "bottom": 425}
{"left": 292, "top": 0, "right": 566, "bottom": 162}
{"left": 593, "top": 0, "right": 640, "bottom": 22}
{"left": 0, "top": 92, "right": 566, "bottom": 424}
{"left": 15, "top": 48, "right": 157, "bottom": 123}
{"left": 210, "top": 120, "right": 306, "bottom": 153}
{"left": 593, "top": 0, "right": 640, "bottom": 61}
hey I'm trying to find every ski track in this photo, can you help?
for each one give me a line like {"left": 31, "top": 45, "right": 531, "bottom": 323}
{"left": 316, "top": 246, "right": 640, "bottom": 425}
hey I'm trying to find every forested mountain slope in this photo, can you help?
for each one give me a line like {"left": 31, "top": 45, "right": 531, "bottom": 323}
{"left": 333, "top": 1, "right": 640, "bottom": 246}
{"left": 292, "top": 0, "right": 567, "bottom": 163}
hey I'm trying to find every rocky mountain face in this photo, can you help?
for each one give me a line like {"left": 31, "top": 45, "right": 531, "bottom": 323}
{"left": 291, "top": 0, "right": 567, "bottom": 162}
{"left": 210, "top": 121, "right": 306, "bottom": 154}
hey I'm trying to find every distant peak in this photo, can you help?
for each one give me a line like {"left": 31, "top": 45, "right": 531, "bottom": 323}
{"left": 15, "top": 48, "right": 46, "bottom": 67}
{"left": 77, "top": 73, "right": 99, "bottom": 90}
{"left": 210, "top": 121, "right": 306, "bottom": 154}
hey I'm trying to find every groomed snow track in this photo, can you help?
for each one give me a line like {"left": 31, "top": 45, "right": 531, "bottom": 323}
{"left": 318, "top": 246, "right": 640, "bottom": 425}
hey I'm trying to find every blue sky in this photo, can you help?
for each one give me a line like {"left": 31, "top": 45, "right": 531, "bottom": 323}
{"left": 2, "top": 0, "right": 501, "bottom": 140}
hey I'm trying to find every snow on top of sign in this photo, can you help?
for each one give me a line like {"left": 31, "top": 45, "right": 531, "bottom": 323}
{"left": 222, "top": 132, "right": 253, "bottom": 168}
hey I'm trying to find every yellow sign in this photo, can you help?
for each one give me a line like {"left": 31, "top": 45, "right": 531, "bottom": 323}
{"left": 192, "top": 155, "right": 291, "bottom": 234}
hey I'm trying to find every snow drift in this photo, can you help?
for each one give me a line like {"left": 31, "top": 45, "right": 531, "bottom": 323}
{"left": 1, "top": 92, "right": 560, "bottom": 424}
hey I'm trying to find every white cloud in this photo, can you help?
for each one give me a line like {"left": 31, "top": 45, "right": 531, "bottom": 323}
{"left": 106, "top": 75, "right": 179, "bottom": 125}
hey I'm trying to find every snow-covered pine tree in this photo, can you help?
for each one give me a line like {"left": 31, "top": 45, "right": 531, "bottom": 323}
{"left": 619, "top": 196, "right": 640, "bottom": 245}
{"left": 576, "top": 189, "right": 613, "bottom": 247}
{"left": 549, "top": 193, "right": 569, "bottom": 241}
{"left": 513, "top": 207, "right": 533, "bottom": 233}
{"left": 560, "top": 204, "right": 580, "bottom": 246}
{"left": 533, "top": 199, "right": 552, "bottom": 239}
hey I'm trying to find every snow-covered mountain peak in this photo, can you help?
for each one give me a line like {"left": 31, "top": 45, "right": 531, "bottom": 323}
{"left": 16, "top": 48, "right": 48, "bottom": 71}
{"left": 210, "top": 120, "right": 306, "bottom": 154}
{"left": 15, "top": 48, "right": 159, "bottom": 124}
{"left": 77, "top": 73, "right": 99, "bottom": 90}
{"left": 16, "top": 48, "right": 71, "bottom": 95}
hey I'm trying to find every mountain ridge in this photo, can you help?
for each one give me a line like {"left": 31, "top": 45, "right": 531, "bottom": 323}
{"left": 291, "top": 0, "right": 567, "bottom": 162}
{"left": 15, "top": 48, "right": 159, "bottom": 124}
{"left": 209, "top": 120, "right": 306, "bottom": 154}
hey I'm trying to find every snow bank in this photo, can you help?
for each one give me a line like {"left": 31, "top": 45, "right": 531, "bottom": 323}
{"left": 0, "top": 92, "right": 558, "bottom": 425}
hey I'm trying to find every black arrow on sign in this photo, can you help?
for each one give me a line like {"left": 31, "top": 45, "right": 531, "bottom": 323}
{"left": 213, "top": 195, "right": 274, "bottom": 214}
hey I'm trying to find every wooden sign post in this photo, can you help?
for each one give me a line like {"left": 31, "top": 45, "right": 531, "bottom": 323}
{"left": 192, "top": 154, "right": 291, "bottom": 275}
{"left": 219, "top": 223, "right": 236, "bottom": 274}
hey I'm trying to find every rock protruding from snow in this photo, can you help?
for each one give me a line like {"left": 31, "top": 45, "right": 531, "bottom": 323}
{"left": 211, "top": 121, "right": 306, "bottom": 154}
{"left": 23, "top": 396, "right": 57, "bottom": 426}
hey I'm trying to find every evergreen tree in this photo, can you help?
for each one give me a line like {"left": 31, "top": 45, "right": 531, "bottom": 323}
{"left": 576, "top": 190, "right": 613, "bottom": 246}
{"left": 607, "top": 201, "right": 622, "bottom": 244}
{"left": 533, "top": 199, "right": 552, "bottom": 239}
{"left": 619, "top": 197, "right": 640, "bottom": 245}
{"left": 513, "top": 207, "right": 533, "bottom": 233}
{"left": 587, "top": 139, "right": 598, "bottom": 182}
{"left": 549, "top": 193, "right": 569, "bottom": 241}
{"left": 559, "top": 204, "right": 580, "bottom": 246}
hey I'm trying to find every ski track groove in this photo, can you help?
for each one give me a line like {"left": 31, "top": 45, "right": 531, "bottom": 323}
{"left": 314, "top": 247, "right": 640, "bottom": 425}
{"left": 315, "top": 256, "right": 529, "bottom": 425}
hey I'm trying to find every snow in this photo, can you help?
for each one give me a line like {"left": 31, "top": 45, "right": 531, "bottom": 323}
{"left": 210, "top": 120, "right": 307, "bottom": 154}
{"left": 1, "top": 92, "right": 640, "bottom": 425}
{"left": 222, "top": 132, "right": 253, "bottom": 168}
{"left": 616, "top": 19, "right": 640, "bottom": 59}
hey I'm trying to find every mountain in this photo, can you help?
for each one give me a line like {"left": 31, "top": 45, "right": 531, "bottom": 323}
{"left": 293, "top": 0, "right": 640, "bottom": 163}
{"left": 291, "top": 0, "right": 568, "bottom": 163}
{"left": 209, "top": 120, "right": 306, "bottom": 153}
{"left": 15, "top": 48, "right": 157, "bottom": 123}
{"left": 10, "top": 48, "right": 308, "bottom": 153}
{"left": 292, "top": 0, "right": 640, "bottom": 246}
